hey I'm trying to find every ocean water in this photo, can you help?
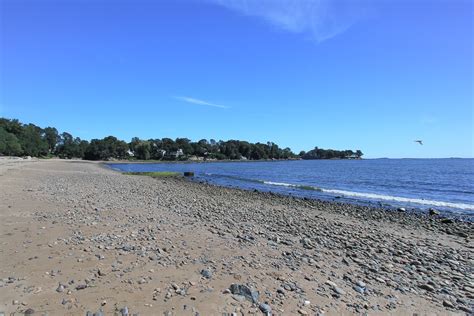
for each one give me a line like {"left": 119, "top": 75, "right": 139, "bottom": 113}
{"left": 108, "top": 159, "right": 474, "bottom": 217}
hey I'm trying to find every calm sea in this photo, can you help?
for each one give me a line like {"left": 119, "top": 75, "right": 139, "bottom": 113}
{"left": 108, "top": 159, "right": 474, "bottom": 218}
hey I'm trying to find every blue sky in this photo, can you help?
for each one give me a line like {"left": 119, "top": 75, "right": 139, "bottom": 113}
{"left": 0, "top": 0, "right": 472, "bottom": 158}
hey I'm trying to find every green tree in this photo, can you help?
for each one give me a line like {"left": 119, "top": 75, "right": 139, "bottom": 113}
{"left": 0, "top": 127, "right": 22, "bottom": 156}
{"left": 135, "top": 141, "right": 151, "bottom": 160}
{"left": 43, "top": 127, "right": 59, "bottom": 153}
{"left": 20, "top": 124, "right": 48, "bottom": 156}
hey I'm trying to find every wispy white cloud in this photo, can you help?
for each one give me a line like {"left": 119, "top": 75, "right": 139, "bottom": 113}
{"left": 174, "top": 96, "right": 230, "bottom": 109}
{"left": 206, "top": 0, "right": 369, "bottom": 42}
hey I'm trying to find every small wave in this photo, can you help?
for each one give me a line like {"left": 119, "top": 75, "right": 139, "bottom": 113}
{"left": 204, "top": 173, "right": 474, "bottom": 211}
{"left": 262, "top": 181, "right": 322, "bottom": 191}
{"left": 322, "top": 189, "right": 474, "bottom": 210}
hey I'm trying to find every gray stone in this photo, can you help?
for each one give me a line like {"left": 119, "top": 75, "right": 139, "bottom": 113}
{"left": 121, "top": 306, "right": 129, "bottom": 316}
{"left": 419, "top": 284, "right": 435, "bottom": 292}
{"left": 442, "top": 300, "right": 454, "bottom": 308}
{"left": 353, "top": 286, "right": 365, "bottom": 294}
{"left": 229, "top": 284, "right": 259, "bottom": 303}
{"left": 200, "top": 269, "right": 212, "bottom": 279}
{"left": 56, "top": 284, "right": 65, "bottom": 293}
{"left": 259, "top": 303, "right": 272, "bottom": 315}
{"left": 333, "top": 287, "right": 345, "bottom": 295}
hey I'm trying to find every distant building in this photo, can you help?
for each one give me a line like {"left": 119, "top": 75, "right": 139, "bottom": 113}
{"left": 166, "top": 148, "right": 184, "bottom": 159}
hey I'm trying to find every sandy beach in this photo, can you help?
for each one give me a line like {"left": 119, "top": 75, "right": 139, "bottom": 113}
{"left": 0, "top": 159, "right": 472, "bottom": 315}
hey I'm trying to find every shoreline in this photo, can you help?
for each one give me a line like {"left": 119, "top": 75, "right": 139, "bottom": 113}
{"left": 0, "top": 160, "right": 472, "bottom": 315}
{"left": 104, "top": 162, "right": 474, "bottom": 222}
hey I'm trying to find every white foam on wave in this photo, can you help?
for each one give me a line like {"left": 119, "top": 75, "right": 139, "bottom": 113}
{"left": 259, "top": 180, "right": 474, "bottom": 211}
{"left": 263, "top": 181, "right": 297, "bottom": 187}
{"left": 322, "top": 188, "right": 474, "bottom": 211}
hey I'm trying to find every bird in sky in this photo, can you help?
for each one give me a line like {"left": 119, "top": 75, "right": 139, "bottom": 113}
{"left": 414, "top": 140, "right": 423, "bottom": 145}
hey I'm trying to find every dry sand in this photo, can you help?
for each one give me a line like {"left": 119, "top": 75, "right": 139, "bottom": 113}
{"left": 0, "top": 159, "right": 472, "bottom": 315}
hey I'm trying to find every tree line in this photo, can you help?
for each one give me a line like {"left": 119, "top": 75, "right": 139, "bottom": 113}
{"left": 0, "top": 118, "right": 363, "bottom": 161}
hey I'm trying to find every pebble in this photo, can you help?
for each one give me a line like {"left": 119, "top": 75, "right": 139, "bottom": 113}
{"left": 333, "top": 287, "right": 345, "bottom": 296}
{"left": 200, "top": 269, "right": 212, "bottom": 279}
{"left": 56, "top": 284, "right": 65, "bottom": 293}
{"left": 259, "top": 303, "right": 272, "bottom": 314}
{"left": 419, "top": 284, "right": 435, "bottom": 292}
{"left": 442, "top": 300, "right": 454, "bottom": 308}
{"left": 229, "top": 284, "right": 259, "bottom": 303}
{"left": 353, "top": 286, "right": 365, "bottom": 294}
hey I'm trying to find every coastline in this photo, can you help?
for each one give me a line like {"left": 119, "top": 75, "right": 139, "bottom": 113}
{"left": 0, "top": 160, "right": 472, "bottom": 315}
{"left": 104, "top": 161, "right": 474, "bottom": 221}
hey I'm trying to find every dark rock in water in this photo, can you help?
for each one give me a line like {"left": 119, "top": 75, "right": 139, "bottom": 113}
{"left": 24, "top": 309, "right": 35, "bottom": 315}
{"left": 428, "top": 208, "right": 440, "bottom": 216}
{"left": 183, "top": 172, "right": 194, "bottom": 177}
{"left": 200, "top": 269, "right": 212, "bottom": 279}
{"left": 259, "top": 303, "right": 272, "bottom": 314}
{"left": 229, "top": 284, "right": 259, "bottom": 303}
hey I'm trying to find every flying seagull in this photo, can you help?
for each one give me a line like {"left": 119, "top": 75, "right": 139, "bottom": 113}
{"left": 414, "top": 140, "right": 423, "bottom": 145}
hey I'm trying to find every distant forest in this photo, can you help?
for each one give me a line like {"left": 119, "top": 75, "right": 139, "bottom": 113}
{"left": 0, "top": 118, "right": 363, "bottom": 161}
